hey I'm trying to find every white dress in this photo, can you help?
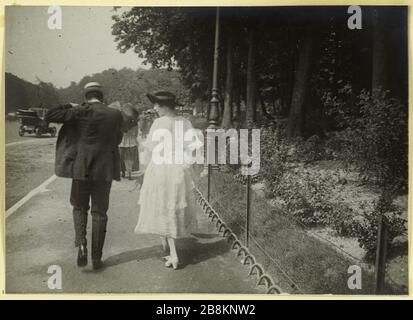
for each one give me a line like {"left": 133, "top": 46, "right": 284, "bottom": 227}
{"left": 134, "top": 115, "right": 202, "bottom": 238}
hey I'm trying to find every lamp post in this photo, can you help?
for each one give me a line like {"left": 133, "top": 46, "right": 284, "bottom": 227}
{"left": 204, "top": 7, "right": 221, "bottom": 201}
{"left": 208, "top": 7, "right": 221, "bottom": 128}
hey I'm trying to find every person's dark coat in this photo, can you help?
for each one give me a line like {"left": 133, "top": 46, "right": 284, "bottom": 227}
{"left": 46, "top": 102, "right": 123, "bottom": 181}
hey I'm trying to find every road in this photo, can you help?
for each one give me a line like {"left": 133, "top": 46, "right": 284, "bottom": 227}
{"left": 5, "top": 121, "right": 263, "bottom": 294}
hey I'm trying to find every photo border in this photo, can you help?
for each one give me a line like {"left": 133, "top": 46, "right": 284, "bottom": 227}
{"left": 0, "top": 0, "right": 411, "bottom": 300}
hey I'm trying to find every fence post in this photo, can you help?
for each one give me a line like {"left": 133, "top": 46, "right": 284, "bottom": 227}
{"left": 374, "top": 214, "right": 388, "bottom": 294}
{"left": 207, "top": 163, "right": 211, "bottom": 202}
{"left": 246, "top": 173, "right": 251, "bottom": 247}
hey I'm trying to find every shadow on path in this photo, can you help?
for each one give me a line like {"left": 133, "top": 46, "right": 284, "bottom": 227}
{"left": 103, "top": 235, "right": 231, "bottom": 270}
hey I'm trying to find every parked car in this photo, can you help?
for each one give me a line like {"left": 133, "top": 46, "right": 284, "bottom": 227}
{"left": 16, "top": 108, "right": 57, "bottom": 137}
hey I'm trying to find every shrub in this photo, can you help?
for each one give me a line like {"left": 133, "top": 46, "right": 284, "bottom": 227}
{"left": 327, "top": 203, "right": 359, "bottom": 237}
{"left": 274, "top": 169, "right": 339, "bottom": 227}
{"left": 353, "top": 90, "right": 407, "bottom": 190}
{"left": 259, "top": 126, "right": 289, "bottom": 194}
{"left": 323, "top": 131, "right": 355, "bottom": 164}
{"left": 355, "top": 192, "right": 407, "bottom": 260}
{"left": 294, "top": 135, "right": 330, "bottom": 163}
{"left": 323, "top": 87, "right": 408, "bottom": 191}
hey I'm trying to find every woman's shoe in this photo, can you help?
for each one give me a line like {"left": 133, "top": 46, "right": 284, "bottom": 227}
{"left": 165, "top": 257, "right": 179, "bottom": 270}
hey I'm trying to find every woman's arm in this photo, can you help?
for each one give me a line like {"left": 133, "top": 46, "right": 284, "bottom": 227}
{"left": 139, "top": 118, "right": 160, "bottom": 165}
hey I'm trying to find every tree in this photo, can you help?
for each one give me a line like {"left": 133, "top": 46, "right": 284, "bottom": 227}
{"left": 111, "top": 6, "right": 407, "bottom": 139}
{"left": 56, "top": 68, "right": 189, "bottom": 107}
{"left": 35, "top": 79, "right": 60, "bottom": 108}
{"left": 221, "top": 34, "right": 234, "bottom": 128}
{"left": 286, "top": 27, "right": 316, "bottom": 138}
{"left": 245, "top": 27, "right": 256, "bottom": 128}
{"left": 4, "top": 73, "right": 61, "bottom": 114}
{"left": 5, "top": 73, "right": 30, "bottom": 113}
{"left": 371, "top": 8, "right": 388, "bottom": 92}
{"left": 112, "top": 7, "right": 215, "bottom": 101}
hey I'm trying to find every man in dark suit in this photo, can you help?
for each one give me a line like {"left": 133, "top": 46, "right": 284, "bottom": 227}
{"left": 46, "top": 82, "right": 123, "bottom": 270}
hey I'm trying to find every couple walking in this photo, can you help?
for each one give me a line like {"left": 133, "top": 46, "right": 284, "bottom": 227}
{"left": 46, "top": 82, "right": 200, "bottom": 270}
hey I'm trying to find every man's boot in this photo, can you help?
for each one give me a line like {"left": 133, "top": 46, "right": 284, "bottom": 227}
{"left": 91, "top": 215, "right": 107, "bottom": 270}
{"left": 73, "top": 208, "right": 88, "bottom": 267}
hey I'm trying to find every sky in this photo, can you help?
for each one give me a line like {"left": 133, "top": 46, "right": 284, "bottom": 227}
{"left": 5, "top": 6, "right": 147, "bottom": 88}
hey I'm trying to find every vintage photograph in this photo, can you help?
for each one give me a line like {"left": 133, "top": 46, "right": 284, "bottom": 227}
{"left": 3, "top": 6, "right": 408, "bottom": 295}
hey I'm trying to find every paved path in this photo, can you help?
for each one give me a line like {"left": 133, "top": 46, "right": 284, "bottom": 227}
{"left": 6, "top": 176, "right": 262, "bottom": 294}
{"left": 5, "top": 139, "right": 56, "bottom": 210}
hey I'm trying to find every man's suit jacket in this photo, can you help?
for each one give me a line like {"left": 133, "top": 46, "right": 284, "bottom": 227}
{"left": 46, "top": 102, "right": 123, "bottom": 181}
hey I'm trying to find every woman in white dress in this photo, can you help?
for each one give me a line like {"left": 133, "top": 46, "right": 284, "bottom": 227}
{"left": 134, "top": 91, "right": 202, "bottom": 269}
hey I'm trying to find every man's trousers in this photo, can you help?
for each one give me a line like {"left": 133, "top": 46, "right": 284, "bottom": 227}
{"left": 70, "top": 179, "right": 112, "bottom": 261}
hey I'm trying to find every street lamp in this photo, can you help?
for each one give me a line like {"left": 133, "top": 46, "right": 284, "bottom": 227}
{"left": 208, "top": 7, "right": 221, "bottom": 128}
{"left": 203, "top": 7, "right": 221, "bottom": 200}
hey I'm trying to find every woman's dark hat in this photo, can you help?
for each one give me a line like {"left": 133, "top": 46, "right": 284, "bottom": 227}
{"left": 146, "top": 91, "right": 183, "bottom": 106}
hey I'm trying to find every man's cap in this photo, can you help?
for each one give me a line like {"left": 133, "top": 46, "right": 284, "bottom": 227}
{"left": 146, "top": 91, "right": 183, "bottom": 106}
{"left": 84, "top": 82, "right": 103, "bottom": 96}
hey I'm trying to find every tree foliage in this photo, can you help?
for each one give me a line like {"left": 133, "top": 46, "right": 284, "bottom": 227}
{"left": 5, "top": 73, "right": 60, "bottom": 113}
{"left": 112, "top": 7, "right": 216, "bottom": 100}
{"left": 6, "top": 68, "right": 190, "bottom": 113}
{"left": 112, "top": 6, "right": 407, "bottom": 190}
{"left": 58, "top": 67, "right": 189, "bottom": 107}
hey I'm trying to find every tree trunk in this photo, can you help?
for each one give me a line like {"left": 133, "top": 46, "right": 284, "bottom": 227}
{"left": 222, "top": 35, "right": 234, "bottom": 128}
{"left": 286, "top": 29, "right": 315, "bottom": 138}
{"left": 371, "top": 8, "right": 388, "bottom": 92}
{"left": 246, "top": 28, "right": 256, "bottom": 128}
{"left": 283, "top": 28, "right": 297, "bottom": 116}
